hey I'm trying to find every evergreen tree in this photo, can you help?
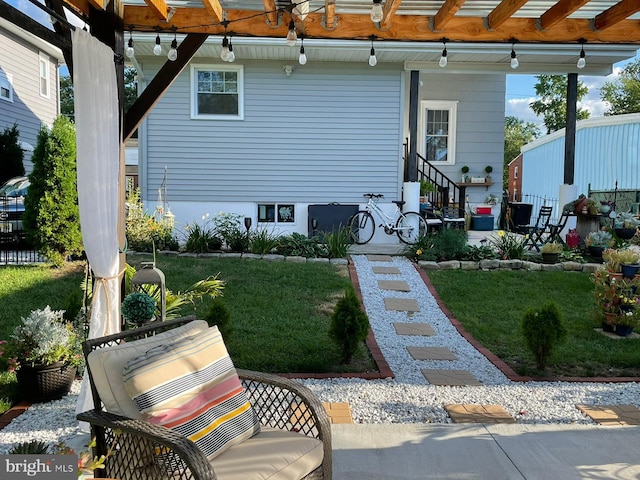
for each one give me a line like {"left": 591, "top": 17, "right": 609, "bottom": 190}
{"left": 0, "top": 124, "right": 25, "bottom": 185}
{"left": 23, "top": 116, "right": 82, "bottom": 266}
{"left": 530, "top": 75, "right": 589, "bottom": 134}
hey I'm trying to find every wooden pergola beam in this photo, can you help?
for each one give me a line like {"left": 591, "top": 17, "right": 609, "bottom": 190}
{"left": 200, "top": 0, "right": 223, "bottom": 23}
{"left": 380, "top": 0, "right": 402, "bottom": 31}
{"left": 262, "top": 0, "right": 279, "bottom": 27}
{"left": 433, "top": 0, "right": 467, "bottom": 32}
{"left": 487, "top": 0, "right": 530, "bottom": 30}
{"left": 539, "top": 0, "right": 590, "bottom": 31}
{"left": 594, "top": 0, "right": 640, "bottom": 31}
{"left": 0, "top": 1, "right": 71, "bottom": 50}
{"left": 143, "top": 0, "right": 169, "bottom": 21}
{"left": 121, "top": 7, "right": 640, "bottom": 44}
{"left": 324, "top": 0, "right": 336, "bottom": 30}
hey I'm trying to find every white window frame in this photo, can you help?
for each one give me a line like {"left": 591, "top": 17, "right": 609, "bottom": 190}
{"left": 514, "top": 166, "right": 519, "bottom": 179}
{"left": 39, "top": 52, "right": 50, "bottom": 99}
{"left": 0, "top": 72, "right": 13, "bottom": 102}
{"left": 420, "top": 100, "right": 458, "bottom": 166}
{"left": 190, "top": 64, "right": 244, "bottom": 120}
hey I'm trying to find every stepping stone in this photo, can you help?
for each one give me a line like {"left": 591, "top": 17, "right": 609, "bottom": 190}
{"left": 378, "top": 280, "right": 410, "bottom": 292}
{"left": 421, "top": 369, "right": 482, "bottom": 386}
{"left": 407, "top": 346, "right": 457, "bottom": 361}
{"left": 445, "top": 404, "right": 515, "bottom": 424}
{"left": 291, "top": 402, "right": 354, "bottom": 425}
{"left": 366, "top": 254, "right": 393, "bottom": 262}
{"left": 394, "top": 322, "right": 435, "bottom": 336}
{"left": 323, "top": 402, "right": 354, "bottom": 424}
{"left": 372, "top": 266, "right": 401, "bottom": 275}
{"left": 576, "top": 405, "right": 640, "bottom": 426}
{"left": 384, "top": 298, "right": 419, "bottom": 312}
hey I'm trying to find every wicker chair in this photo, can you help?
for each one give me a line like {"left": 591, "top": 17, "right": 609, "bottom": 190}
{"left": 77, "top": 316, "right": 332, "bottom": 480}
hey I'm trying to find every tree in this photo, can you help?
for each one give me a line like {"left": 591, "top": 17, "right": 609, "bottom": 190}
{"left": 600, "top": 59, "right": 640, "bottom": 116}
{"left": 503, "top": 116, "right": 540, "bottom": 188}
{"left": 23, "top": 116, "right": 82, "bottom": 266}
{"left": 530, "top": 75, "right": 589, "bottom": 134}
{"left": 0, "top": 124, "right": 25, "bottom": 185}
{"left": 60, "top": 67, "right": 138, "bottom": 120}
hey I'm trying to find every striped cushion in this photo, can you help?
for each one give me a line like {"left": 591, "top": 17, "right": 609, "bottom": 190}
{"left": 122, "top": 326, "right": 260, "bottom": 460}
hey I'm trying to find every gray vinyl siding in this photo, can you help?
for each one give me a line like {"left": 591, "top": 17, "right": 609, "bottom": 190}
{"left": 0, "top": 26, "right": 60, "bottom": 169}
{"left": 142, "top": 61, "right": 403, "bottom": 204}
{"left": 408, "top": 73, "right": 505, "bottom": 200}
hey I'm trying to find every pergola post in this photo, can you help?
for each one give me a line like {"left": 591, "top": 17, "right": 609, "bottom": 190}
{"left": 564, "top": 72, "right": 578, "bottom": 186}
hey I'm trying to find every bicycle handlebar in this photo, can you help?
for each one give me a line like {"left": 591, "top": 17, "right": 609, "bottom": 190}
{"left": 363, "top": 193, "right": 384, "bottom": 199}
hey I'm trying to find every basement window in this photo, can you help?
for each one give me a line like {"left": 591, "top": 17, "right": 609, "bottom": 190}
{"left": 191, "top": 64, "right": 244, "bottom": 120}
{"left": 258, "top": 204, "right": 295, "bottom": 224}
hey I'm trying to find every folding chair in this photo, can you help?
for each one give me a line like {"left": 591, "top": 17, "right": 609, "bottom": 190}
{"left": 420, "top": 204, "right": 443, "bottom": 233}
{"left": 524, "top": 206, "right": 553, "bottom": 251}
{"left": 546, "top": 213, "right": 569, "bottom": 246}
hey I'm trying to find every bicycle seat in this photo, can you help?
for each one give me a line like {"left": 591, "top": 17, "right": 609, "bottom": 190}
{"left": 364, "top": 193, "right": 384, "bottom": 199}
{"left": 392, "top": 200, "right": 405, "bottom": 207}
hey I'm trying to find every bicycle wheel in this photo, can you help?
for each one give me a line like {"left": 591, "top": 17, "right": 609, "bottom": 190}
{"left": 396, "top": 211, "right": 428, "bottom": 244}
{"left": 348, "top": 211, "right": 375, "bottom": 244}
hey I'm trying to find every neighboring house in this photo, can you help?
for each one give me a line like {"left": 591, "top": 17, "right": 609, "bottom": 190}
{"left": 130, "top": 36, "right": 636, "bottom": 241}
{"left": 0, "top": 17, "right": 63, "bottom": 173}
{"left": 520, "top": 113, "right": 640, "bottom": 216}
{"left": 508, "top": 154, "right": 523, "bottom": 202}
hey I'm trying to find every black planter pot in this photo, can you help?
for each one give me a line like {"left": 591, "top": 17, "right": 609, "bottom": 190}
{"left": 16, "top": 361, "right": 76, "bottom": 402}
{"left": 621, "top": 264, "right": 640, "bottom": 278}
{"left": 615, "top": 228, "right": 636, "bottom": 240}
{"left": 588, "top": 246, "right": 604, "bottom": 261}
{"left": 542, "top": 252, "right": 559, "bottom": 264}
{"left": 615, "top": 324, "right": 634, "bottom": 337}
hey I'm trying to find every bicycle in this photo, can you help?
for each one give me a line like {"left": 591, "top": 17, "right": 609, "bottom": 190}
{"left": 348, "top": 193, "right": 428, "bottom": 245}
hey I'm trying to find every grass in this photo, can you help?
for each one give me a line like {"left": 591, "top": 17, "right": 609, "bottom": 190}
{"left": 427, "top": 269, "right": 640, "bottom": 378}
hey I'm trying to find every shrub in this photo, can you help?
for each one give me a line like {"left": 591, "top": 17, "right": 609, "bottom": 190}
{"left": 460, "top": 244, "right": 497, "bottom": 261}
{"left": 323, "top": 226, "right": 350, "bottom": 258}
{"left": 23, "top": 116, "right": 83, "bottom": 266}
{"left": 204, "top": 298, "right": 232, "bottom": 338}
{"left": 250, "top": 227, "right": 280, "bottom": 255}
{"left": 125, "top": 189, "right": 176, "bottom": 252}
{"left": 487, "top": 230, "right": 528, "bottom": 259}
{"left": 277, "top": 233, "right": 325, "bottom": 258}
{"left": 211, "top": 212, "right": 244, "bottom": 249}
{"left": 329, "top": 285, "right": 370, "bottom": 363}
{"left": 521, "top": 302, "right": 567, "bottom": 370}
{"left": 183, "top": 214, "right": 222, "bottom": 253}
{"left": 0, "top": 124, "right": 25, "bottom": 185}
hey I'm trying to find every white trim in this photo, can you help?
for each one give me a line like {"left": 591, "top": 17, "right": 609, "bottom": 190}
{"left": 521, "top": 112, "right": 640, "bottom": 153}
{"left": 0, "top": 71, "right": 13, "bottom": 102}
{"left": 419, "top": 100, "right": 458, "bottom": 166}
{"left": 39, "top": 52, "right": 50, "bottom": 99}
{"left": 190, "top": 64, "right": 244, "bottom": 120}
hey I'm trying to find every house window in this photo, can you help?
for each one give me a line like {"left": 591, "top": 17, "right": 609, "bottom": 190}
{"left": 258, "top": 204, "right": 295, "bottom": 224}
{"left": 191, "top": 64, "right": 243, "bottom": 119}
{"left": 514, "top": 166, "right": 519, "bottom": 179}
{"left": 39, "top": 52, "right": 50, "bottom": 98}
{"left": 0, "top": 72, "right": 13, "bottom": 102}
{"left": 420, "top": 100, "right": 457, "bottom": 165}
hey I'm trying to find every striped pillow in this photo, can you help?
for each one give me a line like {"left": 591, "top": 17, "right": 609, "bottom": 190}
{"left": 122, "top": 326, "right": 260, "bottom": 460}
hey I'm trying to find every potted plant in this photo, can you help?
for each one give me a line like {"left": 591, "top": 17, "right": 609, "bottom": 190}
{"left": 591, "top": 268, "right": 640, "bottom": 336}
{"left": 121, "top": 292, "right": 157, "bottom": 328}
{"left": 484, "top": 165, "right": 493, "bottom": 182}
{"left": 585, "top": 230, "right": 614, "bottom": 260}
{"left": 461, "top": 165, "right": 469, "bottom": 183}
{"left": 613, "top": 212, "right": 640, "bottom": 240}
{"left": 419, "top": 179, "right": 435, "bottom": 204}
{"left": 0, "top": 306, "right": 82, "bottom": 402}
{"left": 540, "top": 242, "right": 563, "bottom": 264}
{"left": 616, "top": 248, "right": 640, "bottom": 278}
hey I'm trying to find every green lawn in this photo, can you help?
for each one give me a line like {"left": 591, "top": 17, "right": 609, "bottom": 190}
{"left": 427, "top": 269, "right": 640, "bottom": 378}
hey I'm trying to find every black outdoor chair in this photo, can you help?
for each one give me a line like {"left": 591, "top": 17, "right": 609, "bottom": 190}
{"left": 545, "top": 213, "right": 570, "bottom": 246}
{"left": 441, "top": 206, "right": 465, "bottom": 230}
{"left": 524, "top": 206, "right": 553, "bottom": 251}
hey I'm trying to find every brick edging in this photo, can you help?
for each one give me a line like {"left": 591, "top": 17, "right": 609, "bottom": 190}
{"left": 0, "top": 401, "right": 30, "bottom": 431}
{"left": 415, "top": 263, "right": 640, "bottom": 383}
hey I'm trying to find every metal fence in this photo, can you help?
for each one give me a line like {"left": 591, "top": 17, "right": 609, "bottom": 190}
{"left": 518, "top": 193, "right": 559, "bottom": 225}
{"left": 0, "top": 196, "right": 43, "bottom": 265}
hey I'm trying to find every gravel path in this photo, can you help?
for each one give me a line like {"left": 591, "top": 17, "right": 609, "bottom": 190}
{"left": 1, "top": 253, "right": 639, "bottom": 451}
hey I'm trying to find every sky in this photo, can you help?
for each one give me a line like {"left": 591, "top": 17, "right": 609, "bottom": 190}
{"left": 7, "top": 0, "right": 640, "bottom": 128}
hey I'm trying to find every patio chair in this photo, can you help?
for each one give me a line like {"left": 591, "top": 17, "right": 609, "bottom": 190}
{"left": 545, "top": 213, "right": 569, "bottom": 246}
{"left": 441, "top": 206, "right": 465, "bottom": 230}
{"left": 524, "top": 206, "right": 553, "bottom": 251}
{"left": 77, "top": 316, "right": 332, "bottom": 480}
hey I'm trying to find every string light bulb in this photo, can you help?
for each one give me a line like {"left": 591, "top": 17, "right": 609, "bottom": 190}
{"left": 577, "top": 43, "right": 586, "bottom": 69}
{"left": 227, "top": 39, "right": 235, "bottom": 62}
{"left": 125, "top": 30, "right": 135, "bottom": 58}
{"left": 220, "top": 35, "right": 230, "bottom": 61}
{"left": 286, "top": 19, "right": 297, "bottom": 46}
{"left": 153, "top": 34, "right": 162, "bottom": 56}
{"left": 168, "top": 34, "right": 178, "bottom": 62}
{"left": 510, "top": 43, "right": 519, "bottom": 69}
{"left": 370, "top": 0, "right": 383, "bottom": 23}
{"left": 299, "top": 38, "right": 307, "bottom": 65}
{"left": 369, "top": 38, "right": 377, "bottom": 67}
{"left": 439, "top": 40, "right": 448, "bottom": 68}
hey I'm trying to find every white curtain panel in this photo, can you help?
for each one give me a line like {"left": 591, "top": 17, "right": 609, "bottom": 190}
{"left": 72, "top": 28, "right": 121, "bottom": 418}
